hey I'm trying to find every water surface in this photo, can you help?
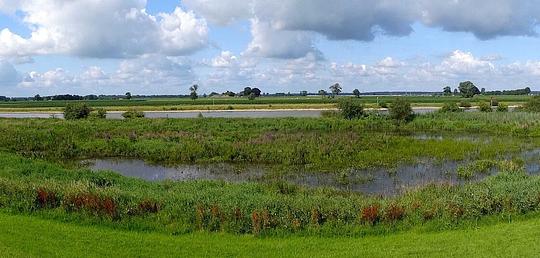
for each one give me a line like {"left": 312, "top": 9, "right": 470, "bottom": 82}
{"left": 87, "top": 157, "right": 535, "bottom": 196}
{"left": 0, "top": 108, "right": 443, "bottom": 119}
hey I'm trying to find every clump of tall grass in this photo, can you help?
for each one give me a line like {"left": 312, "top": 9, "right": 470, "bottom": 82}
{"left": 122, "top": 110, "right": 145, "bottom": 119}
{"left": 459, "top": 101, "right": 472, "bottom": 108}
{"left": 439, "top": 102, "right": 462, "bottom": 113}
{"left": 497, "top": 103, "right": 509, "bottom": 112}
{"left": 457, "top": 160, "right": 498, "bottom": 179}
{"left": 89, "top": 108, "right": 107, "bottom": 119}
{"left": 64, "top": 103, "right": 92, "bottom": 120}
{"left": 525, "top": 96, "right": 540, "bottom": 112}
{"left": 478, "top": 101, "right": 492, "bottom": 112}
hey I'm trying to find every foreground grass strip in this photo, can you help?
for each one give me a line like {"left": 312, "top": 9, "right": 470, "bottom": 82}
{"left": 1, "top": 213, "right": 540, "bottom": 258}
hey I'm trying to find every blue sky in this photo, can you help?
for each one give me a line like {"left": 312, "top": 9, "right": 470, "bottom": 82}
{"left": 0, "top": 0, "right": 540, "bottom": 96}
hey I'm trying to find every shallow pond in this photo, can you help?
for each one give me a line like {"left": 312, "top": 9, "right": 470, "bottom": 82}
{"left": 85, "top": 154, "right": 540, "bottom": 196}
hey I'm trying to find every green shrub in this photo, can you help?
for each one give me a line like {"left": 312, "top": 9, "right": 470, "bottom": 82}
{"left": 459, "top": 101, "right": 472, "bottom": 108}
{"left": 478, "top": 101, "right": 492, "bottom": 112}
{"left": 389, "top": 98, "right": 414, "bottom": 124}
{"left": 337, "top": 98, "right": 365, "bottom": 120}
{"left": 525, "top": 96, "right": 540, "bottom": 112}
{"left": 378, "top": 101, "right": 388, "bottom": 109}
{"left": 497, "top": 103, "right": 509, "bottom": 112}
{"left": 63, "top": 103, "right": 92, "bottom": 120}
{"left": 439, "top": 102, "right": 463, "bottom": 113}
{"left": 490, "top": 98, "right": 499, "bottom": 107}
{"left": 457, "top": 160, "right": 498, "bottom": 179}
{"left": 89, "top": 108, "right": 107, "bottom": 119}
{"left": 122, "top": 110, "right": 145, "bottom": 119}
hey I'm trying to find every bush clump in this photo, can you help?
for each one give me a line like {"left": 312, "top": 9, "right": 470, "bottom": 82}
{"left": 122, "top": 110, "right": 145, "bottom": 119}
{"left": 89, "top": 108, "right": 107, "bottom": 119}
{"left": 459, "top": 101, "right": 472, "bottom": 108}
{"left": 497, "top": 103, "right": 509, "bottom": 112}
{"left": 64, "top": 103, "right": 92, "bottom": 120}
{"left": 525, "top": 96, "right": 540, "bottom": 112}
{"left": 389, "top": 97, "right": 414, "bottom": 124}
{"left": 478, "top": 101, "right": 492, "bottom": 112}
{"left": 439, "top": 102, "right": 463, "bottom": 113}
{"left": 337, "top": 98, "right": 365, "bottom": 120}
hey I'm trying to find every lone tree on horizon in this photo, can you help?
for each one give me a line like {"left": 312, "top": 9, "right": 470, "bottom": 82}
{"left": 251, "top": 87, "right": 261, "bottom": 97}
{"left": 189, "top": 84, "right": 199, "bottom": 100}
{"left": 329, "top": 83, "right": 342, "bottom": 98}
{"left": 353, "top": 89, "right": 361, "bottom": 98}
{"left": 318, "top": 89, "right": 327, "bottom": 99}
{"left": 458, "top": 81, "right": 480, "bottom": 98}
{"left": 443, "top": 86, "right": 452, "bottom": 96}
{"left": 125, "top": 92, "right": 132, "bottom": 100}
{"left": 33, "top": 94, "right": 43, "bottom": 101}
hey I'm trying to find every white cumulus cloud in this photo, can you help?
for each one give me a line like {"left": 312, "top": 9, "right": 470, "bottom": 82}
{"left": 0, "top": 0, "right": 208, "bottom": 59}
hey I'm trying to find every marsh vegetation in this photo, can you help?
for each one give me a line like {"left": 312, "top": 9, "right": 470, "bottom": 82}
{"left": 3, "top": 100, "right": 540, "bottom": 239}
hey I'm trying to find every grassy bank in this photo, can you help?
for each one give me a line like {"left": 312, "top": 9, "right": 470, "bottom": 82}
{"left": 0, "top": 151, "right": 539, "bottom": 237}
{"left": 2, "top": 212, "right": 540, "bottom": 257}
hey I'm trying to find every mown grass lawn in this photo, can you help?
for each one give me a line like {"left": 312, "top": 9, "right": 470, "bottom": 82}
{"left": 1, "top": 212, "right": 539, "bottom": 258}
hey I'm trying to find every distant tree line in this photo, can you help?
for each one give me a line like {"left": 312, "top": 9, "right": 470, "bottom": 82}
{"left": 486, "top": 87, "right": 531, "bottom": 96}
{"left": 443, "top": 82, "right": 532, "bottom": 98}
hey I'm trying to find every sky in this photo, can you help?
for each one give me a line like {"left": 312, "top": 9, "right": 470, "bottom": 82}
{"left": 1, "top": 0, "right": 540, "bottom": 96}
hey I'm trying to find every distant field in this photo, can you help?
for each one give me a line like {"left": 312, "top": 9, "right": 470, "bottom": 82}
{"left": 0, "top": 95, "right": 531, "bottom": 111}
{"left": 2, "top": 212, "right": 540, "bottom": 257}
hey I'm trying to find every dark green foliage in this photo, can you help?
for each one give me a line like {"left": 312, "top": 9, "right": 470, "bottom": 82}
{"left": 389, "top": 98, "right": 414, "bottom": 124}
{"left": 443, "top": 86, "right": 452, "bottom": 96}
{"left": 525, "top": 96, "right": 540, "bottom": 112}
{"left": 459, "top": 101, "right": 472, "bottom": 108}
{"left": 90, "top": 108, "right": 107, "bottom": 119}
{"left": 459, "top": 81, "right": 481, "bottom": 98}
{"left": 478, "top": 102, "right": 492, "bottom": 113}
{"left": 497, "top": 103, "right": 509, "bottom": 112}
{"left": 353, "top": 89, "right": 361, "bottom": 98}
{"left": 337, "top": 98, "right": 365, "bottom": 119}
{"left": 329, "top": 83, "right": 342, "bottom": 98}
{"left": 439, "top": 102, "right": 462, "bottom": 113}
{"left": 33, "top": 94, "right": 43, "bottom": 101}
{"left": 487, "top": 87, "right": 531, "bottom": 96}
{"left": 252, "top": 88, "right": 262, "bottom": 97}
{"left": 63, "top": 103, "right": 92, "bottom": 120}
{"left": 189, "top": 85, "right": 199, "bottom": 100}
{"left": 122, "top": 110, "right": 145, "bottom": 119}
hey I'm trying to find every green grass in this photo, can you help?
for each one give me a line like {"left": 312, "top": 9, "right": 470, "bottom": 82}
{"left": 2, "top": 212, "right": 540, "bottom": 257}
{"left": 1, "top": 113, "right": 538, "bottom": 172}
{"left": 1, "top": 150, "right": 540, "bottom": 237}
{"left": 0, "top": 95, "right": 530, "bottom": 111}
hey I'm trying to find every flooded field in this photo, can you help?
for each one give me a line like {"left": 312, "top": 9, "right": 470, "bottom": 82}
{"left": 86, "top": 150, "right": 540, "bottom": 196}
